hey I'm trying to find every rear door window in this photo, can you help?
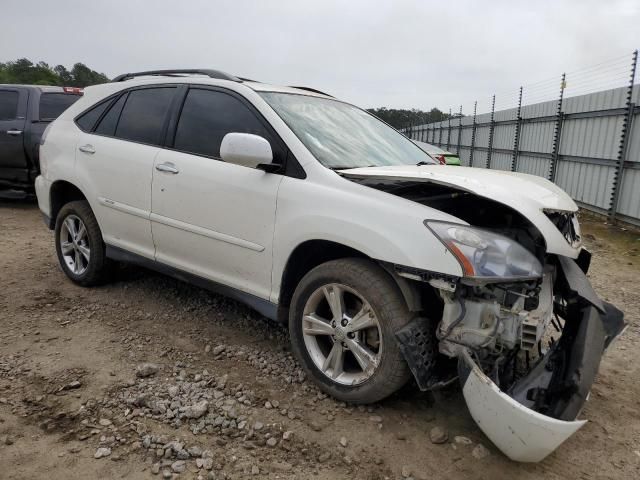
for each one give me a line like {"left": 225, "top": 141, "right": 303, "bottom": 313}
{"left": 173, "top": 88, "right": 273, "bottom": 158}
{"left": 39, "top": 93, "right": 81, "bottom": 120}
{"left": 114, "top": 88, "right": 176, "bottom": 145}
{"left": 0, "top": 91, "right": 19, "bottom": 120}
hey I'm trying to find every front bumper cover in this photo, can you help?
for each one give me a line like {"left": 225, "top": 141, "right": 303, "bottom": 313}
{"left": 457, "top": 257, "right": 625, "bottom": 462}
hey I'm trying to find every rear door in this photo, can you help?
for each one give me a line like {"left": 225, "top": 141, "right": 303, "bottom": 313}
{"left": 0, "top": 87, "right": 28, "bottom": 186}
{"left": 75, "top": 86, "right": 178, "bottom": 259}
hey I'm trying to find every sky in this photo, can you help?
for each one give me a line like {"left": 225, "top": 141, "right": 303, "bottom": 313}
{"left": 2, "top": 0, "right": 638, "bottom": 113}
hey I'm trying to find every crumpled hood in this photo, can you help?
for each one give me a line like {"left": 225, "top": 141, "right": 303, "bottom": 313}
{"left": 341, "top": 165, "right": 581, "bottom": 258}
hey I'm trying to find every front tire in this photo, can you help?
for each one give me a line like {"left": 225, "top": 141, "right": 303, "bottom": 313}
{"left": 289, "top": 258, "right": 412, "bottom": 403}
{"left": 54, "top": 200, "right": 111, "bottom": 286}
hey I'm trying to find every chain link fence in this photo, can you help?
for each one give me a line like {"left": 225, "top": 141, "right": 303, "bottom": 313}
{"left": 403, "top": 50, "right": 639, "bottom": 226}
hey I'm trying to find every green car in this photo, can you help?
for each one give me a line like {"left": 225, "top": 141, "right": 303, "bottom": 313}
{"left": 413, "top": 140, "right": 461, "bottom": 165}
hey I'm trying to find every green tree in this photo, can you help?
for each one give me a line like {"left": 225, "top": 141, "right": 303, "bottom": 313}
{"left": 0, "top": 58, "right": 109, "bottom": 86}
{"left": 366, "top": 107, "right": 452, "bottom": 130}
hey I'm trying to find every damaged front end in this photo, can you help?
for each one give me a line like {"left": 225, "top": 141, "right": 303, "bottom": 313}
{"left": 396, "top": 244, "right": 625, "bottom": 462}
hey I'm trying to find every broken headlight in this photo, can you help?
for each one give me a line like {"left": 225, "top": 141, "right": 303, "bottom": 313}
{"left": 425, "top": 221, "right": 543, "bottom": 281}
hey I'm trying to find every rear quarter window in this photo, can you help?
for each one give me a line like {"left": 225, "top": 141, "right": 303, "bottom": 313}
{"left": 39, "top": 93, "right": 81, "bottom": 121}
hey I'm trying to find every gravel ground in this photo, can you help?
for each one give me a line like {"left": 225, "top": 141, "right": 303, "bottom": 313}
{"left": 1, "top": 202, "right": 639, "bottom": 480}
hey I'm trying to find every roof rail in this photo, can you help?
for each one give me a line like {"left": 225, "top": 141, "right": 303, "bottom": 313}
{"left": 112, "top": 69, "right": 241, "bottom": 82}
{"left": 289, "top": 86, "right": 333, "bottom": 97}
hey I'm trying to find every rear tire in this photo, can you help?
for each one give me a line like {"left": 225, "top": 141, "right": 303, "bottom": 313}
{"left": 54, "top": 200, "right": 112, "bottom": 286}
{"left": 289, "top": 258, "right": 412, "bottom": 404}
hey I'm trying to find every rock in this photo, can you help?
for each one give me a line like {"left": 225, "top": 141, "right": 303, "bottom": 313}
{"left": 63, "top": 380, "right": 82, "bottom": 390}
{"left": 339, "top": 436, "right": 348, "bottom": 447}
{"left": 213, "top": 345, "right": 226, "bottom": 356}
{"left": 251, "top": 465, "right": 259, "bottom": 475}
{"left": 207, "top": 472, "right": 217, "bottom": 480}
{"left": 162, "top": 469, "right": 172, "bottom": 479}
{"left": 401, "top": 465, "right": 412, "bottom": 478}
{"left": 171, "top": 460, "right": 186, "bottom": 473}
{"left": 183, "top": 400, "right": 208, "bottom": 419}
{"left": 2, "top": 435, "right": 15, "bottom": 446}
{"left": 266, "top": 437, "right": 278, "bottom": 448}
{"left": 187, "top": 445, "right": 202, "bottom": 457}
{"left": 472, "top": 444, "right": 490, "bottom": 460}
{"left": 98, "top": 418, "right": 112, "bottom": 427}
{"left": 369, "top": 415, "right": 383, "bottom": 423}
{"left": 94, "top": 447, "right": 111, "bottom": 459}
{"left": 151, "top": 463, "right": 160, "bottom": 475}
{"left": 202, "top": 457, "right": 214, "bottom": 470}
{"left": 168, "top": 386, "right": 179, "bottom": 398}
{"left": 271, "top": 461, "right": 293, "bottom": 472}
{"left": 429, "top": 426, "right": 448, "bottom": 444}
{"left": 454, "top": 435, "right": 473, "bottom": 445}
{"left": 176, "top": 449, "right": 190, "bottom": 460}
{"left": 253, "top": 421, "right": 264, "bottom": 431}
{"left": 282, "top": 430, "right": 293, "bottom": 441}
{"left": 309, "top": 421, "right": 322, "bottom": 432}
{"left": 317, "top": 452, "right": 331, "bottom": 463}
{"left": 136, "top": 363, "right": 160, "bottom": 378}
{"left": 264, "top": 401, "right": 272, "bottom": 409}
{"left": 204, "top": 344, "right": 211, "bottom": 353}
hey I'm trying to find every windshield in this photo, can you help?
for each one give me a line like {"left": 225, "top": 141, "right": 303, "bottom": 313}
{"left": 259, "top": 92, "right": 436, "bottom": 169}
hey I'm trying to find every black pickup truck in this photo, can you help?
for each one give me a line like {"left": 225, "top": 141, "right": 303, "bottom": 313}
{"left": 0, "top": 85, "right": 82, "bottom": 197}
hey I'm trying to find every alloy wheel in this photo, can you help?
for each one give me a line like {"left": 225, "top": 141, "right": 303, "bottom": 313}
{"left": 59, "top": 214, "right": 90, "bottom": 276}
{"left": 302, "top": 283, "right": 382, "bottom": 385}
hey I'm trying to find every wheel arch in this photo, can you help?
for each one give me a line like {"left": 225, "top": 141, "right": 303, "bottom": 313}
{"left": 48, "top": 180, "right": 89, "bottom": 229}
{"left": 276, "top": 239, "right": 423, "bottom": 323}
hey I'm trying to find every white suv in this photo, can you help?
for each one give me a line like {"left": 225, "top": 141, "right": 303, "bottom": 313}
{"left": 35, "top": 69, "right": 624, "bottom": 462}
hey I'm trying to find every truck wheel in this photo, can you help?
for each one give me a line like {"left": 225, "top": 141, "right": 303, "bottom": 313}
{"left": 289, "top": 258, "right": 412, "bottom": 403}
{"left": 54, "top": 200, "right": 112, "bottom": 286}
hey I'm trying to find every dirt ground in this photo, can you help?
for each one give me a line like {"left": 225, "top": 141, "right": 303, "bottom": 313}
{"left": 1, "top": 201, "right": 639, "bottom": 480}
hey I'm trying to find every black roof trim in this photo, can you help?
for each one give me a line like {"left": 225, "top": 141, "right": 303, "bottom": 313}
{"left": 112, "top": 69, "right": 241, "bottom": 83}
{"left": 288, "top": 86, "right": 333, "bottom": 97}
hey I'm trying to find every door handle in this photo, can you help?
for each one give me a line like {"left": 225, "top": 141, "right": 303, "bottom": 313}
{"left": 6, "top": 129, "right": 23, "bottom": 136}
{"left": 155, "top": 162, "right": 179, "bottom": 174}
{"left": 78, "top": 144, "right": 95, "bottom": 154}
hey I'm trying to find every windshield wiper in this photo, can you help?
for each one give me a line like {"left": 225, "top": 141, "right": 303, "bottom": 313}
{"left": 328, "top": 165, "right": 376, "bottom": 170}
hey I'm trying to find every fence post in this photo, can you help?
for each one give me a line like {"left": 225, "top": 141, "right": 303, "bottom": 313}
{"left": 609, "top": 49, "right": 638, "bottom": 221}
{"left": 511, "top": 86, "right": 523, "bottom": 172}
{"left": 469, "top": 101, "right": 478, "bottom": 166}
{"left": 548, "top": 73, "right": 566, "bottom": 182}
{"left": 486, "top": 95, "right": 496, "bottom": 168}
{"left": 446, "top": 108, "right": 452, "bottom": 151}
{"left": 457, "top": 105, "right": 463, "bottom": 156}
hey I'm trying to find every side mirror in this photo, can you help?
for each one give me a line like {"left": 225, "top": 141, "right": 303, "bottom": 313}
{"left": 220, "top": 133, "right": 274, "bottom": 169}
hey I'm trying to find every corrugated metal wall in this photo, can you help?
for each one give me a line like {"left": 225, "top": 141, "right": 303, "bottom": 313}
{"left": 406, "top": 85, "right": 640, "bottom": 225}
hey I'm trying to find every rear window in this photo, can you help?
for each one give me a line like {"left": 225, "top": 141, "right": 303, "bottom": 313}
{"left": 0, "top": 91, "right": 19, "bottom": 120}
{"left": 39, "top": 93, "right": 81, "bottom": 121}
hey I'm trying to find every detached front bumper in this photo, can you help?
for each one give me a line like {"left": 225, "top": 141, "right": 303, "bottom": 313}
{"left": 458, "top": 257, "right": 625, "bottom": 462}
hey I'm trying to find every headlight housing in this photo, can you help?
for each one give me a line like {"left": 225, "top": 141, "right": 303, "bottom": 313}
{"left": 425, "top": 221, "right": 543, "bottom": 281}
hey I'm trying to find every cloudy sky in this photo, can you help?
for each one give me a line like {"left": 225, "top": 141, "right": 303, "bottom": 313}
{"left": 2, "top": 0, "right": 638, "bottom": 113}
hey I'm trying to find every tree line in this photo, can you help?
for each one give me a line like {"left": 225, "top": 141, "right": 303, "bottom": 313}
{"left": 1, "top": 58, "right": 450, "bottom": 130}
{"left": 366, "top": 107, "right": 451, "bottom": 130}
{"left": 0, "top": 58, "right": 109, "bottom": 87}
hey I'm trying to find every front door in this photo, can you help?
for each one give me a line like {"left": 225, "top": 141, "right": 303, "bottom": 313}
{"left": 151, "top": 87, "right": 285, "bottom": 299}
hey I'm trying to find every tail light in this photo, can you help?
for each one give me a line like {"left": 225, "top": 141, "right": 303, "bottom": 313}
{"left": 63, "top": 87, "right": 84, "bottom": 94}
